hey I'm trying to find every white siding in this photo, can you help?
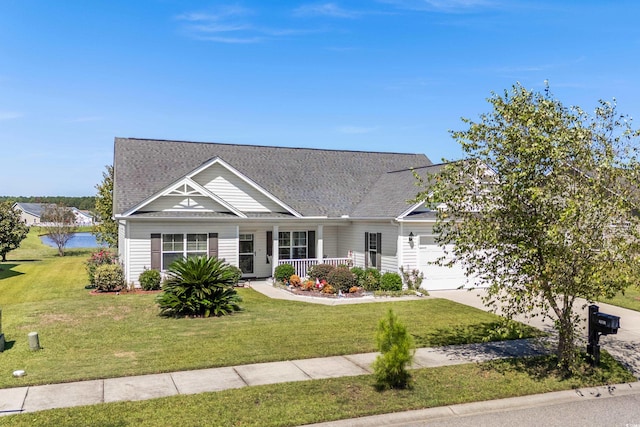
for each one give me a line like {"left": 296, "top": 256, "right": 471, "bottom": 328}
{"left": 399, "top": 223, "right": 434, "bottom": 272}
{"left": 125, "top": 221, "right": 238, "bottom": 284}
{"left": 338, "top": 222, "right": 400, "bottom": 272}
{"left": 321, "top": 225, "right": 340, "bottom": 258}
{"left": 193, "top": 164, "right": 283, "bottom": 213}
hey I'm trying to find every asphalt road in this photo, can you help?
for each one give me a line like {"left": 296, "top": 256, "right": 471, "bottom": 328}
{"left": 397, "top": 393, "right": 640, "bottom": 427}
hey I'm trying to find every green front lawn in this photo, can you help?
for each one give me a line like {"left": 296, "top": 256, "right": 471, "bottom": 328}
{"left": 0, "top": 229, "right": 540, "bottom": 388}
{"left": 603, "top": 285, "right": 640, "bottom": 312}
{"left": 0, "top": 229, "right": 634, "bottom": 425}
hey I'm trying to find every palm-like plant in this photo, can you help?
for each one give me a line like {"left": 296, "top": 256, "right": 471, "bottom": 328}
{"left": 156, "top": 256, "right": 242, "bottom": 318}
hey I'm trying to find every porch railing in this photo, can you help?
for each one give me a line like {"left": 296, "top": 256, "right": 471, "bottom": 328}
{"left": 277, "top": 258, "right": 352, "bottom": 279}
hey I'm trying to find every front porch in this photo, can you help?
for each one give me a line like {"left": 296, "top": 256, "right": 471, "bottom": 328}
{"left": 277, "top": 257, "right": 352, "bottom": 279}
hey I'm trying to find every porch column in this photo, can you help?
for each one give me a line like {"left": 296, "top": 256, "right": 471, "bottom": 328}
{"left": 316, "top": 224, "right": 324, "bottom": 264}
{"left": 271, "top": 225, "right": 279, "bottom": 277}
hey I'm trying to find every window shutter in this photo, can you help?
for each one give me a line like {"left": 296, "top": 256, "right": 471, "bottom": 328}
{"left": 364, "top": 232, "right": 369, "bottom": 268}
{"left": 151, "top": 233, "right": 161, "bottom": 270}
{"left": 376, "top": 233, "right": 382, "bottom": 271}
{"left": 208, "top": 233, "right": 218, "bottom": 259}
{"left": 266, "top": 231, "right": 273, "bottom": 256}
{"left": 307, "top": 230, "right": 316, "bottom": 259}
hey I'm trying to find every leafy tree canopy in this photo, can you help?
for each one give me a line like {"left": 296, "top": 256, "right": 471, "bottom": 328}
{"left": 415, "top": 82, "right": 640, "bottom": 373}
{"left": 0, "top": 202, "right": 29, "bottom": 262}
{"left": 41, "top": 204, "right": 78, "bottom": 256}
{"left": 92, "top": 165, "right": 117, "bottom": 248}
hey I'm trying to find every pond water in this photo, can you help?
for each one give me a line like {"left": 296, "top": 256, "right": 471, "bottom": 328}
{"left": 40, "top": 232, "right": 102, "bottom": 249}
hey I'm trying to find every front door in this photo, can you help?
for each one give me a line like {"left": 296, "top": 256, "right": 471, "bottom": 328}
{"left": 239, "top": 233, "right": 254, "bottom": 275}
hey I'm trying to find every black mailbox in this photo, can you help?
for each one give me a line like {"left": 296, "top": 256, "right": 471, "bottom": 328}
{"left": 594, "top": 312, "right": 620, "bottom": 335}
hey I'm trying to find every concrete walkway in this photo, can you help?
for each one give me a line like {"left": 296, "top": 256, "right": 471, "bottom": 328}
{"left": 2, "top": 282, "right": 639, "bottom": 420}
{"left": 0, "top": 338, "right": 549, "bottom": 416}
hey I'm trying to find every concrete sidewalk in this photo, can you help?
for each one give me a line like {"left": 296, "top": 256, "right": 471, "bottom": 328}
{"left": 0, "top": 338, "right": 549, "bottom": 416}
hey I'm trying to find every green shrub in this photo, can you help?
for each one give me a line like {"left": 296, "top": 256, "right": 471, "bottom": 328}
{"left": 94, "top": 264, "right": 125, "bottom": 292}
{"left": 307, "top": 263, "right": 335, "bottom": 282}
{"left": 274, "top": 264, "right": 295, "bottom": 283}
{"left": 228, "top": 265, "right": 243, "bottom": 285}
{"left": 361, "top": 268, "right": 381, "bottom": 291}
{"left": 156, "top": 256, "right": 242, "bottom": 318}
{"left": 350, "top": 266, "right": 365, "bottom": 283}
{"left": 399, "top": 266, "right": 425, "bottom": 291}
{"left": 380, "top": 272, "right": 403, "bottom": 291}
{"left": 139, "top": 268, "right": 161, "bottom": 291}
{"left": 327, "top": 267, "right": 357, "bottom": 292}
{"left": 373, "top": 309, "right": 414, "bottom": 390}
{"left": 86, "top": 249, "right": 117, "bottom": 285}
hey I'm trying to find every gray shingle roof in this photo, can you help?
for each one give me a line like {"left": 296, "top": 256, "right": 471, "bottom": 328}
{"left": 113, "top": 138, "right": 433, "bottom": 218}
{"left": 13, "top": 203, "right": 48, "bottom": 217}
{"left": 351, "top": 163, "right": 447, "bottom": 217}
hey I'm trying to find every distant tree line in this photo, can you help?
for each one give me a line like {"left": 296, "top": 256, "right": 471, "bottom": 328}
{"left": 0, "top": 196, "right": 95, "bottom": 210}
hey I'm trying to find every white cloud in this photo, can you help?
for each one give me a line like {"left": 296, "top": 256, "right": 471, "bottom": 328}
{"left": 0, "top": 111, "right": 23, "bottom": 120}
{"left": 68, "top": 116, "right": 103, "bottom": 123}
{"left": 176, "top": 5, "right": 311, "bottom": 43}
{"left": 378, "top": 0, "right": 497, "bottom": 13}
{"left": 294, "top": 3, "right": 361, "bottom": 18}
{"left": 337, "top": 125, "right": 378, "bottom": 134}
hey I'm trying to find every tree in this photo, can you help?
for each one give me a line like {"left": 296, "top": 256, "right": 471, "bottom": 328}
{"left": 93, "top": 165, "right": 118, "bottom": 248}
{"left": 41, "top": 204, "right": 78, "bottom": 256}
{"left": 415, "top": 83, "right": 640, "bottom": 374}
{"left": 0, "top": 202, "right": 29, "bottom": 262}
{"left": 373, "top": 309, "right": 414, "bottom": 390}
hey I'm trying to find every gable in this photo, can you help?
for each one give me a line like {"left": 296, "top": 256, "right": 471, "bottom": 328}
{"left": 191, "top": 162, "right": 285, "bottom": 213}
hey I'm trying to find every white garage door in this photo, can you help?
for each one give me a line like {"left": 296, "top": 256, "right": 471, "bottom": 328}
{"left": 418, "top": 235, "right": 474, "bottom": 291}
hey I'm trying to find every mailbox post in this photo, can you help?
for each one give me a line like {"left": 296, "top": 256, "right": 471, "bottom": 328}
{"left": 587, "top": 304, "right": 620, "bottom": 366}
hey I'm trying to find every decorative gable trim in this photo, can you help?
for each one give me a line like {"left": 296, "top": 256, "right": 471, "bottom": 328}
{"left": 188, "top": 157, "right": 302, "bottom": 218}
{"left": 121, "top": 157, "right": 302, "bottom": 218}
{"left": 122, "top": 176, "right": 247, "bottom": 218}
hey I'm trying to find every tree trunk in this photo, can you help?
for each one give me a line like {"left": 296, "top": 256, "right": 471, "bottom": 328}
{"left": 556, "top": 314, "right": 577, "bottom": 375}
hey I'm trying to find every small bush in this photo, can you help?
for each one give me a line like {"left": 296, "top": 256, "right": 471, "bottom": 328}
{"left": 400, "top": 266, "right": 424, "bottom": 290}
{"left": 327, "top": 267, "right": 357, "bottom": 292}
{"left": 274, "top": 264, "right": 295, "bottom": 283}
{"left": 380, "top": 272, "right": 403, "bottom": 291}
{"left": 86, "top": 249, "right": 117, "bottom": 285}
{"left": 349, "top": 286, "right": 361, "bottom": 294}
{"left": 307, "top": 263, "right": 335, "bottom": 282}
{"left": 351, "top": 266, "right": 365, "bottom": 284}
{"left": 302, "top": 280, "right": 315, "bottom": 290}
{"left": 373, "top": 309, "right": 414, "bottom": 390}
{"left": 289, "top": 274, "right": 302, "bottom": 287}
{"left": 321, "top": 284, "right": 335, "bottom": 294}
{"left": 139, "top": 268, "right": 161, "bottom": 291}
{"left": 94, "top": 264, "right": 125, "bottom": 292}
{"left": 361, "top": 268, "right": 381, "bottom": 291}
{"left": 228, "top": 265, "right": 243, "bottom": 285}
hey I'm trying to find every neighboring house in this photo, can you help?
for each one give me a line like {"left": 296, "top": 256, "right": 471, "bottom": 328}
{"left": 113, "top": 137, "right": 472, "bottom": 291}
{"left": 72, "top": 208, "right": 94, "bottom": 226}
{"left": 13, "top": 202, "right": 47, "bottom": 225}
{"left": 13, "top": 203, "right": 93, "bottom": 226}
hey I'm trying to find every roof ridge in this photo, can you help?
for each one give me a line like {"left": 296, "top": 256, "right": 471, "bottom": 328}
{"left": 115, "top": 137, "right": 425, "bottom": 157}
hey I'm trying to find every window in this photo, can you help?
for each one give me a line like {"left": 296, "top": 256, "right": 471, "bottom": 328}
{"left": 278, "top": 231, "right": 307, "bottom": 260}
{"left": 365, "top": 232, "right": 382, "bottom": 270}
{"left": 162, "top": 233, "right": 207, "bottom": 269}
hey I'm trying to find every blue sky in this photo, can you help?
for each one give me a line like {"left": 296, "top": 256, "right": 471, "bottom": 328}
{"left": 2, "top": 1, "right": 639, "bottom": 196}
